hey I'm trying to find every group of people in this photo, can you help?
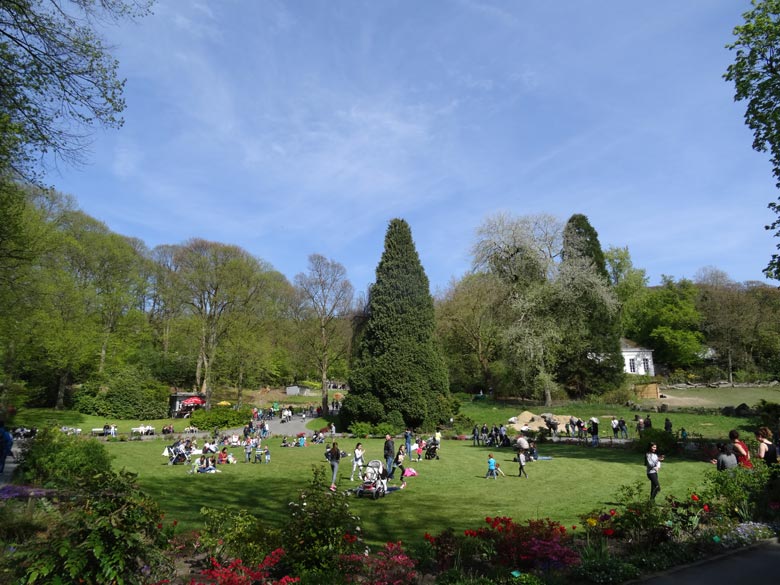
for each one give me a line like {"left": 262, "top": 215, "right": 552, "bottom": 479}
{"left": 472, "top": 423, "right": 512, "bottom": 448}
{"left": 646, "top": 426, "right": 780, "bottom": 499}
{"left": 710, "top": 428, "right": 778, "bottom": 471}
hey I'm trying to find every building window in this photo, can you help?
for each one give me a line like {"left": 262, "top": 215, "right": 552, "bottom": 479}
{"left": 642, "top": 358, "right": 650, "bottom": 374}
{"left": 629, "top": 358, "right": 636, "bottom": 373}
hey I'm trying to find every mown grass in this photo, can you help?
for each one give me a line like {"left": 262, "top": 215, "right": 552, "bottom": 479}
{"left": 11, "top": 386, "right": 778, "bottom": 548}
{"left": 106, "top": 436, "right": 711, "bottom": 547}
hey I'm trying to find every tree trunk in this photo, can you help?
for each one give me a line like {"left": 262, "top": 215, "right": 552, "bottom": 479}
{"left": 728, "top": 348, "right": 733, "bottom": 386}
{"left": 55, "top": 370, "right": 69, "bottom": 410}
{"left": 237, "top": 367, "right": 244, "bottom": 409}
{"left": 321, "top": 370, "right": 329, "bottom": 413}
{"left": 99, "top": 331, "right": 109, "bottom": 374}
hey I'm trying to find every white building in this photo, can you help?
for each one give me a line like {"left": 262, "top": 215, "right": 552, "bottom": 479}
{"left": 620, "top": 338, "right": 655, "bottom": 376}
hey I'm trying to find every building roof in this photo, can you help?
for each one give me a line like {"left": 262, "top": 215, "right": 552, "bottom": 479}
{"left": 620, "top": 338, "right": 653, "bottom": 352}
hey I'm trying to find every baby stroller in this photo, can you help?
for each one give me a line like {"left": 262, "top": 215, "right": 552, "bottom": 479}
{"left": 356, "top": 459, "right": 387, "bottom": 499}
{"left": 425, "top": 439, "right": 440, "bottom": 460}
{"left": 167, "top": 442, "right": 190, "bottom": 465}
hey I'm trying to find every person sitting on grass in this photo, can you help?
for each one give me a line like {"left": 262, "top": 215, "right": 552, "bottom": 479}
{"left": 217, "top": 447, "right": 229, "bottom": 465}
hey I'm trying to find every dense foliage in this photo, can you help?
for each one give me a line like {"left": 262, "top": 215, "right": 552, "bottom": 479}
{"left": 726, "top": 0, "right": 780, "bottom": 279}
{"left": 2, "top": 430, "right": 174, "bottom": 584}
{"left": 345, "top": 219, "right": 453, "bottom": 429}
{"left": 73, "top": 364, "right": 169, "bottom": 419}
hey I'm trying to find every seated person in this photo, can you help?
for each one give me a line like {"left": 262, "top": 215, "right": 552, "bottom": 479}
{"left": 297, "top": 435, "right": 306, "bottom": 448}
{"left": 203, "top": 441, "right": 216, "bottom": 454}
{"left": 281, "top": 436, "right": 292, "bottom": 447}
{"left": 230, "top": 434, "right": 240, "bottom": 446}
{"left": 196, "top": 455, "right": 209, "bottom": 473}
{"left": 217, "top": 447, "right": 229, "bottom": 465}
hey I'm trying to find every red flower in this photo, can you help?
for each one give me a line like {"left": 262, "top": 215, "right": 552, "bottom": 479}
{"left": 603, "top": 528, "right": 615, "bottom": 537}
{"left": 156, "top": 523, "right": 163, "bottom": 530}
{"left": 609, "top": 509, "right": 616, "bottom": 516}
{"left": 172, "top": 520, "right": 178, "bottom": 527}
{"left": 571, "top": 525, "right": 577, "bottom": 530}
{"left": 703, "top": 504, "right": 710, "bottom": 513}
{"left": 691, "top": 494, "right": 700, "bottom": 501}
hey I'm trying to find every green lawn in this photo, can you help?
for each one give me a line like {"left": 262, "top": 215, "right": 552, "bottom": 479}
{"left": 106, "top": 436, "right": 711, "bottom": 547}
{"left": 12, "top": 387, "right": 775, "bottom": 548}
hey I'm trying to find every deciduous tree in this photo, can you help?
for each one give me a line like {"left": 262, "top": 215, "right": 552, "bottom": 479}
{"left": 0, "top": 0, "right": 151, "bottom": 179}
{"left": 294, "top": 254, "right": 354, "bottom": 412}
{"left": 725, "top": 0, "right": 780, "bottom": 279}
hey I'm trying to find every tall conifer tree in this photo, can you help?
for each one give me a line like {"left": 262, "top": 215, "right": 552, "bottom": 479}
{"left": 558, "top": 214, "right": 624, "bottom": 395}
{"left": 344, "top": 219, "right": 451, "bottom": 429}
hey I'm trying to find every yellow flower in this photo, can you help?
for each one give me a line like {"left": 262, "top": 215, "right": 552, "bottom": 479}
{"left": 587, "top": 518, "right": 598, "bottom": 527}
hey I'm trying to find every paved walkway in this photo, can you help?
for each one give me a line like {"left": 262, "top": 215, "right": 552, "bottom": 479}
{"left": 636, "top": 538, "right": 780, "bottom": 585}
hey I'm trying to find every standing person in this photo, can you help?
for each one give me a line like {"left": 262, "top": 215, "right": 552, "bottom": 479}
{"left": 472, "top": 425, "right": 480, "bottom": 446}
{"left": 415, "top": 437, "right": 423, "bottom": 462}
{"left": 755, "top": 427, "right": 778, "bottom": 466}
{"left": 645, "top": 415, "right": 653, "bottom": 430}
{"left": 328, "top": 442, "right": 341, "bottom": 491}
{"left": 486, "top": 453, "right": 497, "bottom": 479}
{"left": 243, "top": 437, "right": 253, "bottom": 463}
{"left": 619, "top": 417, "right": 629, "bottom": 439}
{"left": 404, "top": 428, "right": 413, "bottom": 457}
{"left": 394, "top": 445, "right": 407, "bottom": 481}
{"left": 729, "top": 430, "right": 753, "bottom": 468}
{"left": 589, "top": 418, "right": 600, "bottom": 447}
{"left": 480, "top": 423, "right": 489, "bottom": 445}
{"left": 636, "top": 416, "right": 645, "bottom": 437}
{"left": 350, "top": 442, "right": 365, "bottom": 481}
{"left": 0, "top": 422, "right": 12, "bottom": 474}
{"left": 518, "top": 450, "right": 529, "bottom": 478}
{"left": 330, "top": 422, "right": 336, "bottom": 439}
{"left": 384, "top": 434, "right": 396, "bottom": 480}
{"left": 646, "top": 442, "right": 664, "bottom": 500}
{"left": 611, "top": 417, "right": 619, "bottom": 439}
{"left": 664, "top": 418, "right": 673, "bottom": 433}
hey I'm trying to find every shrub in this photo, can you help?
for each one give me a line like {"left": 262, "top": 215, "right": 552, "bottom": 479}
{"left": 372, "top": 422, "right": 399, "bottom": 438}
{"left": 383, "top": 409, "right": 406, "bottom": 432}
{"left": 702, "top": 464, "right": 773, "bottom": 522}
{"left": 340, "top": 541, "right": 417, "bottom": 585}
{"left": 631, "top": 428, "right": 679, "bottom": 457}
{"left": 15, "top": 427, "right": 113, "bottom": 490}
{"left": 279, "top": 466, "right": 363, "bottom": 577}
{"left": 6, "top": 470, "right": 174, "bottom": 584}
{"left": 427, "top": 517, "right": 579, "bottom": 578}
{"left": 347, "top": 421, "right": 372, "bottom": 437}
{"left": 190, "top": 552, "right": 299, "bottom": 585}
{"left": 190, "top": 406, "right": 254, "bottom": 430}
{"left": 198, "top": 507, "right": 281, "bottom": 566}
{"left": 73, "top": 364, "right": 168, "bottom": 419}
{"left": 606, "top": 482, "right": 672, "bottom": 548}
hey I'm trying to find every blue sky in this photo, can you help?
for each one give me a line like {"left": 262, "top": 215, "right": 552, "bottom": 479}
{"left": 52, "top": 0, "right": 777, "bottom": 294}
